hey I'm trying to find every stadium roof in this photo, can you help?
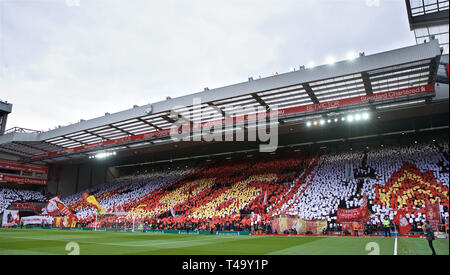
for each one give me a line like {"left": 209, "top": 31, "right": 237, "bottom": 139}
{"left": 405, "top": 0, "right": 449, "bottom": 54}
{"left": 406, "top": 0, "right": 449, "bottom": 30}
{"left": 0, "top": 40, "right": 445, "bottom": 163}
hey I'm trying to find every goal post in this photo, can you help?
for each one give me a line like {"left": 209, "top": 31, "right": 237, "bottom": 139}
{"left": 90, "top": 212, "right": 140, "bottom": 232}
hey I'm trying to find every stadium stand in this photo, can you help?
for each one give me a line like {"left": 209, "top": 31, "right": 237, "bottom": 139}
{"left": 0, "top": 188, "right": 47, "bottom": 215}
{"left": 35, "top": 137, "right": 447, "bottom": 235}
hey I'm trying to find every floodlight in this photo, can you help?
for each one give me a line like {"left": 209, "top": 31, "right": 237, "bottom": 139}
{"left": 326, "top": 56, "right": 336, "bottom": 65}
{"left": 346, "top": 51, "right": 358, "bottom": 61}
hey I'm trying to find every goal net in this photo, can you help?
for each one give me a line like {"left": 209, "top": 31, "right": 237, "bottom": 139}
{"left": 88, "top": 212, "right": 145, "bottom": 232}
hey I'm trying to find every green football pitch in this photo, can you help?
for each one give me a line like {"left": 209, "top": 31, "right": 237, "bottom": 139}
{"left": 0, "top": 228, "right": 448, "bottom": 255}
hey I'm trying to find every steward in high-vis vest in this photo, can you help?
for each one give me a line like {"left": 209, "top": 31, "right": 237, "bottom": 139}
{"left": 383, "top": 218, "right": 391, "bottom": 237}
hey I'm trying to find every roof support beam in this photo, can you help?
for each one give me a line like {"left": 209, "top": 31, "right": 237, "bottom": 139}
{"left": 84, "top": 130, "right": 109, "bottom": 141}
{"left": 370, "top": 68, "right": 430, "bottom": 82}
{"left": 13, "top": 142, "right": 49, "bottom": 154}
{"left": 361, "top": 72, "right": 374, "bottom": 95}
{"left": 302, "top": 84, "right": 319, "bottom": 104}
{"left": 207, "top": 102, "right": 229, "bottom": 118}
{"left": 368, "top": 62, "right": 430, "bottom": 78}
{"left": 109, "top": 125, "right": 133, "bottom": 136}
{"left": 137, "top": 118, "right": 162, "bottom": 131}
{"left": 0, "top": 146, "right": 32, "bottom": 157}
{"left": 60, "top": 135, "right": 88, "bottom": 146}
{"left": 162, "top": 115, "right": 177, "bottom": 124}
{"left": 251, "top": 93, "right": 271, "bottom": 110}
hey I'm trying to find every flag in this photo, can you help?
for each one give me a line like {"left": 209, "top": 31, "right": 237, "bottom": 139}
{"left": 67, "top": 214, "right": 79, "bottom": 228}
{"left": 45, "top": 196, "right": 64, "bottom": 216}
{"left": 359, "top": 194, "right": 369, "bottom": 222}
{"left": 81, "top": 190, "right": 89, "bottom": 203}
{"left": 264, "top": 190, "right": 268, "bottom": 205}
{"left": 45, "top": 196, "right": 74, "bottom": 217}
{"left": 54, "top": 217, "right": 62, "bottom": 227}
{"left": 86, "top": 195, "right": 107, "bottom": 214}
{"left": 394, "top": 208, "right": 411, "bottom": 235}
{"left": 55, "top": 200, "right": 74, "bottom": 216}
{"left": 170, "top": 206, "right": 176, "bottom": 218}
{"left": 345, "top": 162, "right": 354, "bottom": 179}
{"left": 236, "top": 196, "right": 240, "bottom": 214}
{"left": 425, "top": 199, "right": 441, "bottom": 231}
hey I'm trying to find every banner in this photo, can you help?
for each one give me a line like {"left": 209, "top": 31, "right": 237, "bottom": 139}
{"left": 0, "top": 173, "right": 47, "bottom": 185}
{"left": 337, "top": 195, "right": 369, "bottom": 223}
{"left": 2, "top": 210, "right": 20, "bottom": 227}
{"left": 21, "top": 216, "right": 52, "bottom": 225}
{"left": 54, "top": 217, "right": 64, "bottom": 227}
{"left": 337, "top": 208, "right": 362, "bottom": 223}
{"left": 0, "top": 160, "right": 48, "bottom": 174}
{"left": 425, "top": 200, "right": 441, "bottom": 232}
{"left": 394, "top": 208, "right": 412, "bottom": 235}
{"left": 270, "top": 215, "right": 327, "bottom": 234}
{"left": 53, "top": 216, "right": 77, "bottom": 227}
{"left": 12, "top": 203, "right": 43, "bottom": 212}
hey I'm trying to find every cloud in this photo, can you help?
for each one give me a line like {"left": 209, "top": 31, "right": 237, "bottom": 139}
{"left": 365, "top": 0, "right": 381, "bottom": 7}
{"left": 0, "top": 0, "right": 415, "bottom": 131}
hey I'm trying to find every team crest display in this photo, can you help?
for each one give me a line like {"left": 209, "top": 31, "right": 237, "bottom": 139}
{"left": 145, "top": 104, "right": 153, "bottom": 114}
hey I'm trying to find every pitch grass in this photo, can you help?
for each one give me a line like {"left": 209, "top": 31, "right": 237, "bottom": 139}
{"left": 0, "top": 228, "right": 448, "bottom": 255}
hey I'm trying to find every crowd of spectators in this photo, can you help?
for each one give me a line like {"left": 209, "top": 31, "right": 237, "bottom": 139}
{"left": 60, "top": 140, "right": 448, "bottom": 234}
{"left": 0, "top": 188, "right": 47, "bottom": 214}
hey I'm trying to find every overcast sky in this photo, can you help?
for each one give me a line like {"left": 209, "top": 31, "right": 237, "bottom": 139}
{"left": 0, "top": 0, "right": 416, "bottom": 131}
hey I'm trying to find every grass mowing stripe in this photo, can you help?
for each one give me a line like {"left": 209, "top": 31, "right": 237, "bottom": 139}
{"left": 2, "top": 231, "right": 251, "bottom": 255}
{"left": 267, "top": 237, "right": 395, "bottom": 255}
